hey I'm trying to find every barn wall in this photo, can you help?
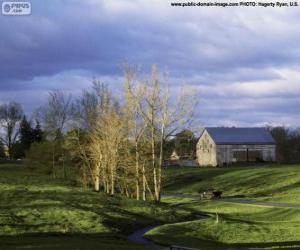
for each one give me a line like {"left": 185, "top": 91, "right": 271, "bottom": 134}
{"left": 216, "top": 144, "right": 276, "bottom": 166}
{"left": 196, "top": 130, "right": 217, "bottom": 167}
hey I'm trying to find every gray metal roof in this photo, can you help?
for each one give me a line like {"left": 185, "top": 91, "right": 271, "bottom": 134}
{"left": 204, "top": 127, "right": 276, "bottom": 145}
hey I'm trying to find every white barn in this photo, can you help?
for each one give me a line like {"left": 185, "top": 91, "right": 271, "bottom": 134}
{"left": 197, "top": 127, "right": 276, "bottom": 167}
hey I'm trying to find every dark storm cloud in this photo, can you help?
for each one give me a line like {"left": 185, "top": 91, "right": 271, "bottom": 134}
{"left": 0, "top": 0, "right": 299, "bottom": 126}
{"left": 1, "top": 0, "right": 299, "bottom": 85}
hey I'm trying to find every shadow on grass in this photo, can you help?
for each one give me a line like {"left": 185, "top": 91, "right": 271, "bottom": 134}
{"left": 0, "top": 188, "right": 191, "bottom": 237}
{"left": 0, "top": 232, "right": 156, "bottom": 250}
{"left": 170, "top": 238, "right": 300, "bottom": 250}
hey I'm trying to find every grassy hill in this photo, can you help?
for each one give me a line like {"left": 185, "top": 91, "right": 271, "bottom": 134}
{"left": 146, "top": 201, "right": 300, "bottom": 250}
{"left": 0, "top": 164, "right": 189, "bottom": 250}
{"left": 2, "top": 163, "right": 300, "bottom": 250}
{"left": 163, "top": 165, "right": 300, "bottom": 203}
{"left": 144, "top": 165, "right": 300, "bottom": 249}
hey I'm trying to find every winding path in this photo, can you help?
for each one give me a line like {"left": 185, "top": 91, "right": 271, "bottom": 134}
{"left": 163, "top": 192, "right": 300, "bottom": 209}
{"left": 220, "top": 199, "right": 300, "bottom": 209}
{"left": 127, "top": 214, "right": 209, "bottom": 249}
{"left": 127, "top": 226, "right": 162, "bottom": 248}
{"left": 128, "top": 193, "right": 300, "bottom": 248}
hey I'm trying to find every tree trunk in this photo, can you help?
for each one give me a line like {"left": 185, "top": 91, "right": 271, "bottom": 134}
{"left": 106, "top": 181, "right": 110, "bottom": 194}
{"left": 52, "top": 148, "right": 56, "bottom": 179}
{"left": 111, "top": 164, "right": 115, "bottom": 195}
{"left": 62, "top": 150, "right": 67, "bottom": 179}
{"left": 142, "top": 163, "right": 146, "bottom": 201}
{"left": 157, "top": 125, "right": 165, "bottom": 202}
{"left": 135, "top": 141, "right": 140, "bottom": 200}
{"left": 151, "top": 123, "right": 159, "bottom": 202}
{"left": 94, "top": 163, "right": 100, "bottom": 191}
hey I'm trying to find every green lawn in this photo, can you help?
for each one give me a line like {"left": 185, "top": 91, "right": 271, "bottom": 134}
{"left": 2, "top": 163, "right": 300, "bottom": 250}
{"left": 0, "top": 164, "right": 189, "bottom": 250}
{"left": 146, "top": 199, "right": 300, "bottom": 249}
{"left": 144, "top": 165, "right": 300, "bottom": 249}
{"left": 164, "top": 165, "right": 300, "bottom": 203}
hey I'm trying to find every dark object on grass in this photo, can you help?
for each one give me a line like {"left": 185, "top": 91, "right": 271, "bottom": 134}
{"left": 212, "top": 191, "right": 222, "bottom": 199}
{"left": 199, "top": 189, "right": 222, "bottom": 199}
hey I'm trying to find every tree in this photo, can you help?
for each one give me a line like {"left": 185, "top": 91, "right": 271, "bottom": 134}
{"left": 125, "top": 65, "right": 198, "bottom": 202}
{"left": 270, "top": 127, "right": 300, "bottom": 164}
{"left": 173, "top": 130, "right": 197, "bottom": 159}
{"left": 89, "top": 110, "right": 125, "bottom": 194}
{"left": 25, "top": 141, "right": 60, "bottom": 174}
{"left": 11, "top": 117, "right": 44, "bottom": 159}
{"left": 124, "top": 65, "right": 147, "bottom": 200}
{"left": 19, "top": 116, "right": 34, "bottom": 151}
{"left": 72, "top": 80, "right": 114, "bottom": 131}
{"left": 0, "top": 141, "right": 6, "bottom": 159}
{"left": 270, "top": 127, "right": 289, "bottom": 163}
{"left": 70, "top": 81, "right": 119, "bottom": 189}
{"left": 38, "top": 90, "right": 72, "bottom": 138}
{"left": 37, "top": 90, "right": 73, "bottom": 178}
{"left": 0, "top": 102, "right": 23, "bottom": 158}
{"left": 64, "top": 129, "right": 92, "bottom": 189}
{"left": 33, "top": 120, "right": 44, "bottom": 143}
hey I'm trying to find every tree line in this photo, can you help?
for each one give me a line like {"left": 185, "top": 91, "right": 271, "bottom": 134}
{"left": 270, "top": 127, "right": 300, "bottom": 164}
{"left": 0, "top": 65, "right": 198, "bottom": 202}
{"left": 0, "top": 102, "right": 43, "bottom": 159}
{"left": 1, "top": 66, "right": 299, "bottom": 202}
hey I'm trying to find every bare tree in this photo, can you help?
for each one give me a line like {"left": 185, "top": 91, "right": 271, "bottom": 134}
{"left": 37, "top": 90, "right": 72, "bottom": 178}
{"left": 124, "top": 65, "right": 147, "bottom": 200}
{"left": 38, "top": 90, "right": 73, "bottom": 138}
{"left": 72, "top": 80, "right": 113, "bottom": 131}
{"left": 126, "top": 65, "right": 198, "bottom": 202}
{"left": 0, "top": 102, "right": 23, "bottom": 158}
{"left": 89, "top": 110, "right": 125, "bottom": 194}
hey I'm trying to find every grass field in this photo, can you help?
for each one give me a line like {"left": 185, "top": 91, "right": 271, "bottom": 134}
{"left": 144, "top": 165, "right": 300, "bottom": 249}
{"left": 163, "top": 165, "right": 300, "bottom": 203}
{"left": 1, "top": 163, "right": 300, "bottom": 250}
{"left": 146, "top": 199, "right": 300, "bottom": 249}
{"left": 0, "top": 164, "right": 190, "bottom": 250}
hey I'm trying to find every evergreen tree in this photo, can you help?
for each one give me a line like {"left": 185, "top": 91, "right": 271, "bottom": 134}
{"left": 19, "top": 115, "right": 34, "bottom": 150}
{"left": 33, "top": 119, "right": 44, "bottom": 142}
{"left": 15, "top": 117, "right": 44, "bottom": 158}
{"left": 0, "top": 141, "right": 6, "bottom": 159}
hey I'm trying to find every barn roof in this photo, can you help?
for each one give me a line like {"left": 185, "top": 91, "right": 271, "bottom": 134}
{"left": 204, "top": 127, "right": 276, "bottom": 145}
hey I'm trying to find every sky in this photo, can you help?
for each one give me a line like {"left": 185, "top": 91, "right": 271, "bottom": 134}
{"left": 0, "top": 0, "right": 300, "bottom": 127}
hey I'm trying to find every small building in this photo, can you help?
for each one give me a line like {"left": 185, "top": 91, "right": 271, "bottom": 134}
{"left": 196, "top": 127, "right": 276, "bottom": 167}
{"left": 165, "top": 150, "right": 199, "bottom": 167}
{"left": 170, "top": 150, "right": 180, "bottom": 161}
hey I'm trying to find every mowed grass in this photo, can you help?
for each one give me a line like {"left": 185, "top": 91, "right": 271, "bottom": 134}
{"left": 143, "top": 165, "right": 300, "bottom": 249}
{"left": 146, "top": 199, "right": 300, "bottom": 249}
{"left": 164, "top": 165, "right": 300, "bottom": 203}
{"left": 0, "top": 164, "right": 190, "bottom": 250}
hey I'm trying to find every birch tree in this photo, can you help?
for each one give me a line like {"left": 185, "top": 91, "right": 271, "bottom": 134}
{"left": 124, "top": 65, "right": 147, "bottom": 200}
{"left": 126, "top": 65, "right": 198, "bottom": 202}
